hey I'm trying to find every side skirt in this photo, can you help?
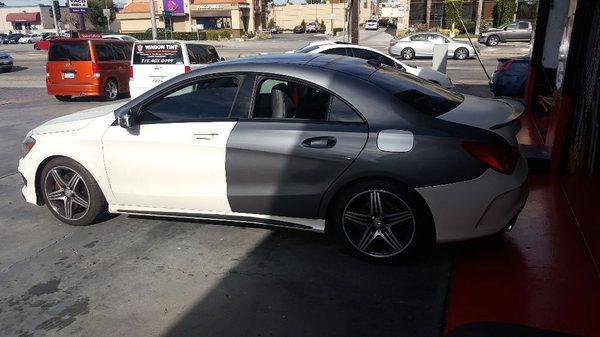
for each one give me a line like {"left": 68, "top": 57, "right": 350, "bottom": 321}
{"left": 114, "top": 209, "right": 326, "bottom": 233}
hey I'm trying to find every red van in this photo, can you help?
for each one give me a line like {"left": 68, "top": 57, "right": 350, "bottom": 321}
{"left": 46, "top": 39, "right": 132, "bottom": 101}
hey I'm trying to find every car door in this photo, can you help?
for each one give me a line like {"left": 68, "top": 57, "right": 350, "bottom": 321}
{"left": 410, "top": 33, "right": 432, "bottom": 56}
{"left": 110, "top": 42, "right": 132, "bottom": 92}
{"left": 93, "top": 42, "right": 118, "bottom": 85}
{"left": 503, "top": 22, "right": 518, "bottom": 41}
{"left": 225, "top": 75, "right": 368, "bottom": 219}
{"left": 102, "top": 75, "right": 243, "bottom": 212}
{"left": 516, "top": 21, "right": 531, "bottom": 40}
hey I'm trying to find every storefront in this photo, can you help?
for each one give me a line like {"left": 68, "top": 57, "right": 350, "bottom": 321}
{"left": 189, "top": 2, "right": 250, "bottom": 36}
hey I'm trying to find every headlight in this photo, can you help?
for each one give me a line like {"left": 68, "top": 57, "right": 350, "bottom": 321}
{"left": 22, "top": 136, "right": 36, "bottom": 158}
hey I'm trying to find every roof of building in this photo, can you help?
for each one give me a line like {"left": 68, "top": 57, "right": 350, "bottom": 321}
{"left": 121, "top": 1, "right": 157, "bottom": 13}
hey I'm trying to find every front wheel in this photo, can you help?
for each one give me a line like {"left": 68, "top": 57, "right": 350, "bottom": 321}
{"left": 41, "top": 157, "right": 108, "bottom": 226}
{"left": 454, "top": 47, "right": 469, "bottom": 60}
{"left": 331, "top": 180, "right": 434, "bottom": 262}
{"left": 401, "top": 47, "right": 415, "bottom": 60}
{"left": 486, "top": 35, "right": 500, "bottom": 46}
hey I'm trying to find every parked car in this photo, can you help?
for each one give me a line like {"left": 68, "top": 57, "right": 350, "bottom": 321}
{"left": 269, "top": 26, "right": 282, "bottom": 34}
{"left": 33, "top": 35, "right": 62, "bottom": 50}
{"left": 389, "top": 32, "right": 477, "bottom": 60}
{"left": 306, "top": 22, "right": 318, "bottom": 33}
{"left": 0, "top": 51, "right": 13, "bottom": 72}
{"left": 300, "top": 42, "right": 454, "bottom": 88}
{"left": 19, "top": 34, "right": 42, "bottom": 44}
{"left": 293, "top": 25, "right": 306, "bottom": 34}
{"left": 19, "top": 54, "right": 528, "bottom": 262}
{"left": 490, "top": 57, "right": 530, "bottom": 98}
{"left": 365, "top": 19, "right": 379, "bottom": 30}
{"left": 102, "top": 34, "right": 139, "bottom": 42}
{"left": 130, "top": 40, "right": 222, "bottom": 98}
{"left": 46, "top": 39, "right": 133, "bottom": 101}
{"left": 478, "top": 21, "right": 533, "bottom": 46}
{"left": 3, "top": 34, "right": 24, "bottom": 44}
{"left": 0, "top": 33, "right": 7, "bottom": 43}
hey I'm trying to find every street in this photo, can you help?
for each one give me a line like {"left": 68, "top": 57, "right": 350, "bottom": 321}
{"left": 0, "top": 29, "right": 529, "bottom": 337}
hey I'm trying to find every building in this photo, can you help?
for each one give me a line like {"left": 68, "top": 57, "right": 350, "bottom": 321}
{"left": 0, "top": 5, "right": 69, "bottom": 34}
{"left": 379, "top": 0, "right": 410, "bottom": 29}
{"left": 117, "top": 0, "right": 263, "bottom": 37}
{"left": 267, "top": 0, "right": 377, "bottom": 33}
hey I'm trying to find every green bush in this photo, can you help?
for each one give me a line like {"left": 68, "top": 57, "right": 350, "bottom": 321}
{"left": 493, "top": 0, "right": 516, "bottom": 27}
{"left": 332, "top": 27, "right": 343, "bottom": 35}
{"left": 127, "top": 30, "right": 231, "bottom": 41}
{"left": 443, "top": 0, "right": 463, "bottom": 29}
{"left": 458, "top": 20, "right": 476, "bottom": 34}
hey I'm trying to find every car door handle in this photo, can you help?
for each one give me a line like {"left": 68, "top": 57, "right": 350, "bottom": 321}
{"left": 301, "top": 136, "right": 337, "bottom": 148}
{"left": 193, "top": 133, "right": 218, "bottom": 140}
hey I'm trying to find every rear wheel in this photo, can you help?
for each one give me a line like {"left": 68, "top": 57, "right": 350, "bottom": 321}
{"left": 103, "top": 79, "right": 119, "bottom": 101}
{"left": 331, "top": 180, "right": 434, "bottom": 262}
{"left": 401, "top": 47, "right": 415, "bottom": 60}
{"left": 486, "top": 35, "right": 500, "bottom": 46}
{"left": 41, "top": 157, "right": 108, "bottom": 226}
{"left": 54, "top": 95, "right": 72, "bottom": 102}
{"left": 454, "top": 47, "right": 469, "bottom": 60}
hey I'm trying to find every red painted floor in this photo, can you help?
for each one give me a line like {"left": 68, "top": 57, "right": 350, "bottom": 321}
{"left": 444, "top": 116, "right": 600, "bottom": 336}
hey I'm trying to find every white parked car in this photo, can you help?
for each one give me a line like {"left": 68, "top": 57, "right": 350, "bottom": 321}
{"left": 365, "top": 19, "right": 379, "bottom": 30}
{"left": 299, "top": 43, "right": 454, "bottom": 88}
{"left": 102, "top": 34, "right": 139, "bottom": 42}
{"left": 389, "top": 32, "right": 477, "bottom": 60}
{"left": 129, "top": 40, "right": 222, "bottom": 98}
{"left": 19, "top": 34, "right": 42, "bottom": 44}
{"left": 305, "top": 22, "right": 318, "bottom": 33}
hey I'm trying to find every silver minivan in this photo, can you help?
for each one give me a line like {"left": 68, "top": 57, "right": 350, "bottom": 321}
{"left": 129, "top": 40, "right": 222, "bottom": 98}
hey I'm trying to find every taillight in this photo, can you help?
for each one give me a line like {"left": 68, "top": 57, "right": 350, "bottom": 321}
{"left": 22, "top": 136, "right": 36, "bottom": 158}
{"left": 389, "top": 40, "right": 398, "bottom": 47}
{"left": 498, "top": 60, "right": 514, "bottom": 72}
{"left": 184, "top": 65, "right": 191, "bottom": 73}
{"left": 129, "top": 65, "right": 133, "bottom": 79}
{"left": 92, "top": 63, "right": 100, "bottom": 78}
{"left": 462, "top": 141, "right": 520, "bottom": 174}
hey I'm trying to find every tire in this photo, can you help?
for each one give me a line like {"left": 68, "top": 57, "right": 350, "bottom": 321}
{"left": 454, "top": 47, "right": 469, "bottom": 60}
{"left": 41, "top": 157, "right": 108, "bottom": 226}
{"left": 103, "top": 79, "right": 119, "bottom": 101}
{"left": 34, "top": 44, "right": 40, "bottom": 50}
{"left": 331, "top": 180, "right": 434, "bottom": 262}
{"left": 54, "top": 95, "right": 72, "bottom": 102}
{"left": 401, "top": 47, "right": 415, "bottom": 60}
{"left": 486, "top": 35, "right": 500, "bottom": 46}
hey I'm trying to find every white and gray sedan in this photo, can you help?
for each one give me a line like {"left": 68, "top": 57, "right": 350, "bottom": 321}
{"left": 389, "top": 33, "right": 477, "bottom": 60}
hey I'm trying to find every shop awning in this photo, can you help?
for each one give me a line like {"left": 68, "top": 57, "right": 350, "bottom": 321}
{"left": 6, "top": 12, "right": 40, "bottom": 23}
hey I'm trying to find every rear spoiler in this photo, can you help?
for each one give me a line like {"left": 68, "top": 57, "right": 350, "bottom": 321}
{"left": 490, "top": 99, "right": 524, "bottom": 130}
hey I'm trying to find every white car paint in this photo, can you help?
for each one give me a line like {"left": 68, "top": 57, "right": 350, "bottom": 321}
{"left": 102, "top": 34, "right": 139, "bottom": 42}
{"left": 17, "top": 104, "right": 326, "bottom": 232}
{"left": 18, "top": 34, "right": 42, "bottom": 43}
{"left": 307, "top": 43, "right": 454, "bottom": 88}
{"left": 389, "top": 32, "right": 477, "bottom": 60}
{"left": 365, "top": 20, "right": 379, "bottom": 30}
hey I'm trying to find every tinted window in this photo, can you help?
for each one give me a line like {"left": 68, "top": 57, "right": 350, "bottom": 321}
{"left": 410, "top": 34, "right": 428, "bottom": 41}
{"left": 296, "top": 44, "right": 321, "bottom": 53}
{"left": 186, "top": 44, "right": 219, "bottom": 64}
{"left": 518, "top": 22, "right": 529, "bottom": 29}
{"left": 252, "top": 78, "right": 361, "bottom": 122}
{"left": 141, "top": 77, "right": 239, "bottom": 123}
{"left": 95, "top": 44, "right": 114, "bottom": 61}
{"left": 48, "top": 41, "right": 90, "bottom": 61}
{"left": 321, "top": 47, "right": 348, "bottom": 56}
{"left": 133, "top": 42, "right": 183, "bottom": 65}
{"left": 351, "top": 48, "right": 380, "bottom": 60}
{"left": 370, "top": 65, "right": 463, "bottom": 117}
{"left": 112, "top": 43, "right": 131, "bottom": 61}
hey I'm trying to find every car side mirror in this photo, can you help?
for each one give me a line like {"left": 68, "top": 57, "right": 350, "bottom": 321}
{"left": 116, "top": 109, "right": 137, "bottom": 128}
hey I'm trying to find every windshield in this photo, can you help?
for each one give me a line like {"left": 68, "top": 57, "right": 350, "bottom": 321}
{"left": 371, "top": 64, "right": 463, "bottom": 117}
{"left": 48, "top": 41, "right": 91, "bottom": 61}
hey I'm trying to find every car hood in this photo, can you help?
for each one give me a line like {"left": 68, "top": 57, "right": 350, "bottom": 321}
{"left": 482, "top": 28, "right": 502, "bottom": 33}
{"left": 31, "top": 103, "right": 122, "bottom": 135}
{"left": 438, "top": 94, "right": 523, "bottom": 130}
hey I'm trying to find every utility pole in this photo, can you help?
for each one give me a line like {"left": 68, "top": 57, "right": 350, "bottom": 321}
{"left": 149, "top": 0, "right": 158, "bottom": 40}
{"left": 425, "top": 0, "right": 431, "bottom": 27}
{"left": 330, "top": 0, "right": 333, "bottom": 34}
{"left": 475, "top": 0, "right": 483, "bottom": 35}
{"left": 350, "top": 0, "right": 358, "bottom": 44}
{"left": 51, "top": 0, "right": 60, "bottom": 35}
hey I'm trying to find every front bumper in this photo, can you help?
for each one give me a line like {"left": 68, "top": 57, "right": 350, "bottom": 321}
{"left": 18, "top": 156, "right": 39, "bottom": 205}
{"left": 478, "top": 35, "right": 488, "bottom": 43}
{"left": 416, "top": 155, "right": 529, "bottom": 242}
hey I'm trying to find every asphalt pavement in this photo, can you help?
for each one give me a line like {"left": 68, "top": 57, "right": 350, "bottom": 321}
{"left": 0, "top": 30, "right": 525, "bottom": 337}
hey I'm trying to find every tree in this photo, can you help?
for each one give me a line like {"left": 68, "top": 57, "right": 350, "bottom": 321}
{"left": 443, "top": 0, "right": 463, "bottom": 29}
{"left": 320, "top": 19, "right": 326, "bottom": 30}
{"left": 85, "top": 0, "right": 117, "bottom": 31}
{"left": 492, "top": 0, "right": 516, "bottom": 27}
{"left": 300, "top": 19, "right": 306, "bottom": 28}
{"left": 267, "top": 17, "right": 276, "bottom": 29}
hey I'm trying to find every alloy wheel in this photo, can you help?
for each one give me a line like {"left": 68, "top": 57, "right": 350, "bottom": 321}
{"left": 402, "top": 48, "right": 414, "bottom": 60}
{"left": 456, "top": 48, "right": 468, "bottom": 60}
{"left": 105, "top": 81, "right": 118, "bottom": 100}
{"left": 44, "top": 166, "right": 90, "bottom": 221}
{"left": 342, "top": 189, "right": 416, "bottom": 258}
{"left": 487, "top": 36, "right": 499, "bottom": 46}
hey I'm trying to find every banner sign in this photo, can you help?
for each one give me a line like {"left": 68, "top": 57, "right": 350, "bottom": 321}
{"left": 68, "top": 0, "right": 88, "bottom": 12}
{"left": 163, "top": 0, "right": 184, "bottom": 14}
{"left": 133, "top": 43, "right": 184, "bottom": 65}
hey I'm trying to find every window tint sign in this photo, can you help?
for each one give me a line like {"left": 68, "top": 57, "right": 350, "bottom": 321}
{"left": 133, "top": 43, "right": 183, "bottom": 64}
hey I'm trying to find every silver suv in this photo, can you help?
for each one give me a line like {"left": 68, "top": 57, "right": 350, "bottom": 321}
{"left": 478, "top": 21, "right": 532, "bottom": 46}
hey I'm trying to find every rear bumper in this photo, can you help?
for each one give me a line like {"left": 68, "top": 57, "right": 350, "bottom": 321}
{"left": 416, "top": 155, "right": 529, "bottom": 242}
{"left": 47, "top": 82, "right": 102, "bottom": 97}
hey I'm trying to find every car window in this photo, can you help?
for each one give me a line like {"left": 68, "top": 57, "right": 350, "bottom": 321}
{"left": 350, "top": 48, "right": 381, "bottom": 61}
{"left": 296, "top": 44, "right": 321, "bottom": 53}
{"left": 111, "top": 43, "right": 130, "bottom": 61}
{"left": 410, "top": 34, "right": 428, "bottom": 41}
{"left": 141, "top": 77, "right": 240, "bottom": 123}
{"left": 321, "top": 47, "right": 348, "bottom": 56}
{"left": 506, "top": 23, "right": 518, "bottom": 30}
{"left": 187, "top": 44, "right": 220, "bottom": 64}
{"left": 428, "top": 34, "right": 447, "bottom": 43}
{"left": 48, "top": 41, "right": 91, "bottom": 61}
{"left": 252, "top": 77, "right": 362, "bottom": 122}
{"left": 95, "top": 44, "right": 114, "bottom": 61}
{"left": 370, "top": 65, "right": 463, "bottom": 117}
{"left": 518, "top": 22, "right": 529, "bottom": 29}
